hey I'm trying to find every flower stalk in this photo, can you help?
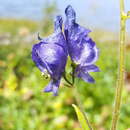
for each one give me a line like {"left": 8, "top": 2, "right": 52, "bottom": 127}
{"left": 72, "top": 65, "right": 93, "bottom": 130}
{"left": 111, "top": 0, "right": 130, "bottom": 129}
{"left": 127, "top": 11, "right": 130, "bottom": 19}
{"left": 74, "top": 84, "right": 93, "bottom": 130}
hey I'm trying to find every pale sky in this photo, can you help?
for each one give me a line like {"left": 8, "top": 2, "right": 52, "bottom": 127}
{"left": 0, "top": 0, "right": 130, "bottom": 31}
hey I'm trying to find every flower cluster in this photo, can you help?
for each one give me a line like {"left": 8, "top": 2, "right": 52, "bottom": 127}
{"left": 32, "top": 5, "right": 99, "bottom": 96}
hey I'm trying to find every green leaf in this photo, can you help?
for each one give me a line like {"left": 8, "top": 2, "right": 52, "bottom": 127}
{"left": 72, "top": 104, "right": 90, "bottom": 130}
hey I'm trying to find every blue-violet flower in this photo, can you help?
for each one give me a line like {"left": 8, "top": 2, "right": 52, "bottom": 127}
{"left": 32, "top": 16, "right": 68, "bottom": 96}
{"left": 64, "top": 5, "right": 99, "bottom": 83}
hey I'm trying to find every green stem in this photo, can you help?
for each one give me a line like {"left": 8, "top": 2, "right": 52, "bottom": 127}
{"left": 63, "top": 72, "right": 73, "bottom": 86}
{"left": 72, "top": 65, "right": 93, "bottom": 130}
{"left": 127, "top": 11, "right": 130, "bottom": 18}
{"left": 71, "top": 63, "right": 76, "bottom": 84}
{"left": 74, "top": 85, "right": 93, "bottom": 130}
{"left": 127, "top": 15, "right": 130, "bottom": 19}
{"left": 111, "top": 0, "right": 126, "bottom": 129}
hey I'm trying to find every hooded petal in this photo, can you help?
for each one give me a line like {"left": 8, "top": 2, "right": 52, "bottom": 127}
{"left": 65, "top": 5, "right": 76, "bottom": 23}
{"left": 41, "top": 15, "right": 68, "bottom": 53}
{"left": 32, "top": 15, "right": 67, "bottom": 79}
{"left": 64, "top": 6, "right": 97, "bottom": 65}
{"left": 36, "top": 43, "right": 67, "bottom": 79}
{"left": 65, "top": 5, "right": 91, "bottom": 42}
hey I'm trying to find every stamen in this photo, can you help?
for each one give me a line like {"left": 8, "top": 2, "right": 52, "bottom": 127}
{"left": 41, "top": 70, "right": 50, "bottom": 79}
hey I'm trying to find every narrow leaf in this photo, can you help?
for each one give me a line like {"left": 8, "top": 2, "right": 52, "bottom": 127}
{"left": 72, "top": 104, "right": 90, "bottom": 130}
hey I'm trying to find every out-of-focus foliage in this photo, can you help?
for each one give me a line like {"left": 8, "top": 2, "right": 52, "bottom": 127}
{"left": 41, "top": 1, "right": 58, "bottom": 36}
{"left": 0, "top": 18, "right": 130, "bottom": 130}
{"left": 0, "top": 19, "right": 37, "bottom": 35}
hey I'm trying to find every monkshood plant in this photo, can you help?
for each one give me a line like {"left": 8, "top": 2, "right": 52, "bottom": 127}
{"left": 32, "top": 1, "right": 130, "bottom": 129}
{"left": 32, "top": 5, "right": 98, "bottom": 129}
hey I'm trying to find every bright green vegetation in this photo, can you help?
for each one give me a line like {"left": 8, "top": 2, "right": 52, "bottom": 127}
{"left": 0, "top": 19, "right": 38, "bottom": 35}
{"left": 0, "top": 19, "right": 130, "bottom": 130}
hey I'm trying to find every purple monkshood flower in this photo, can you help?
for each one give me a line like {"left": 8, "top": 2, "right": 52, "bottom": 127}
{"left": 64, "top": 5, "right": 100, "bottom": 83}
{"left": 32, "top": 16, "right": 68, "bottom": 96}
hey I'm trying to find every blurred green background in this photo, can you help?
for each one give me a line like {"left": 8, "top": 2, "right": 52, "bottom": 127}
{"left": 0, "top": 1, "right": 130, "bottom": 130}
